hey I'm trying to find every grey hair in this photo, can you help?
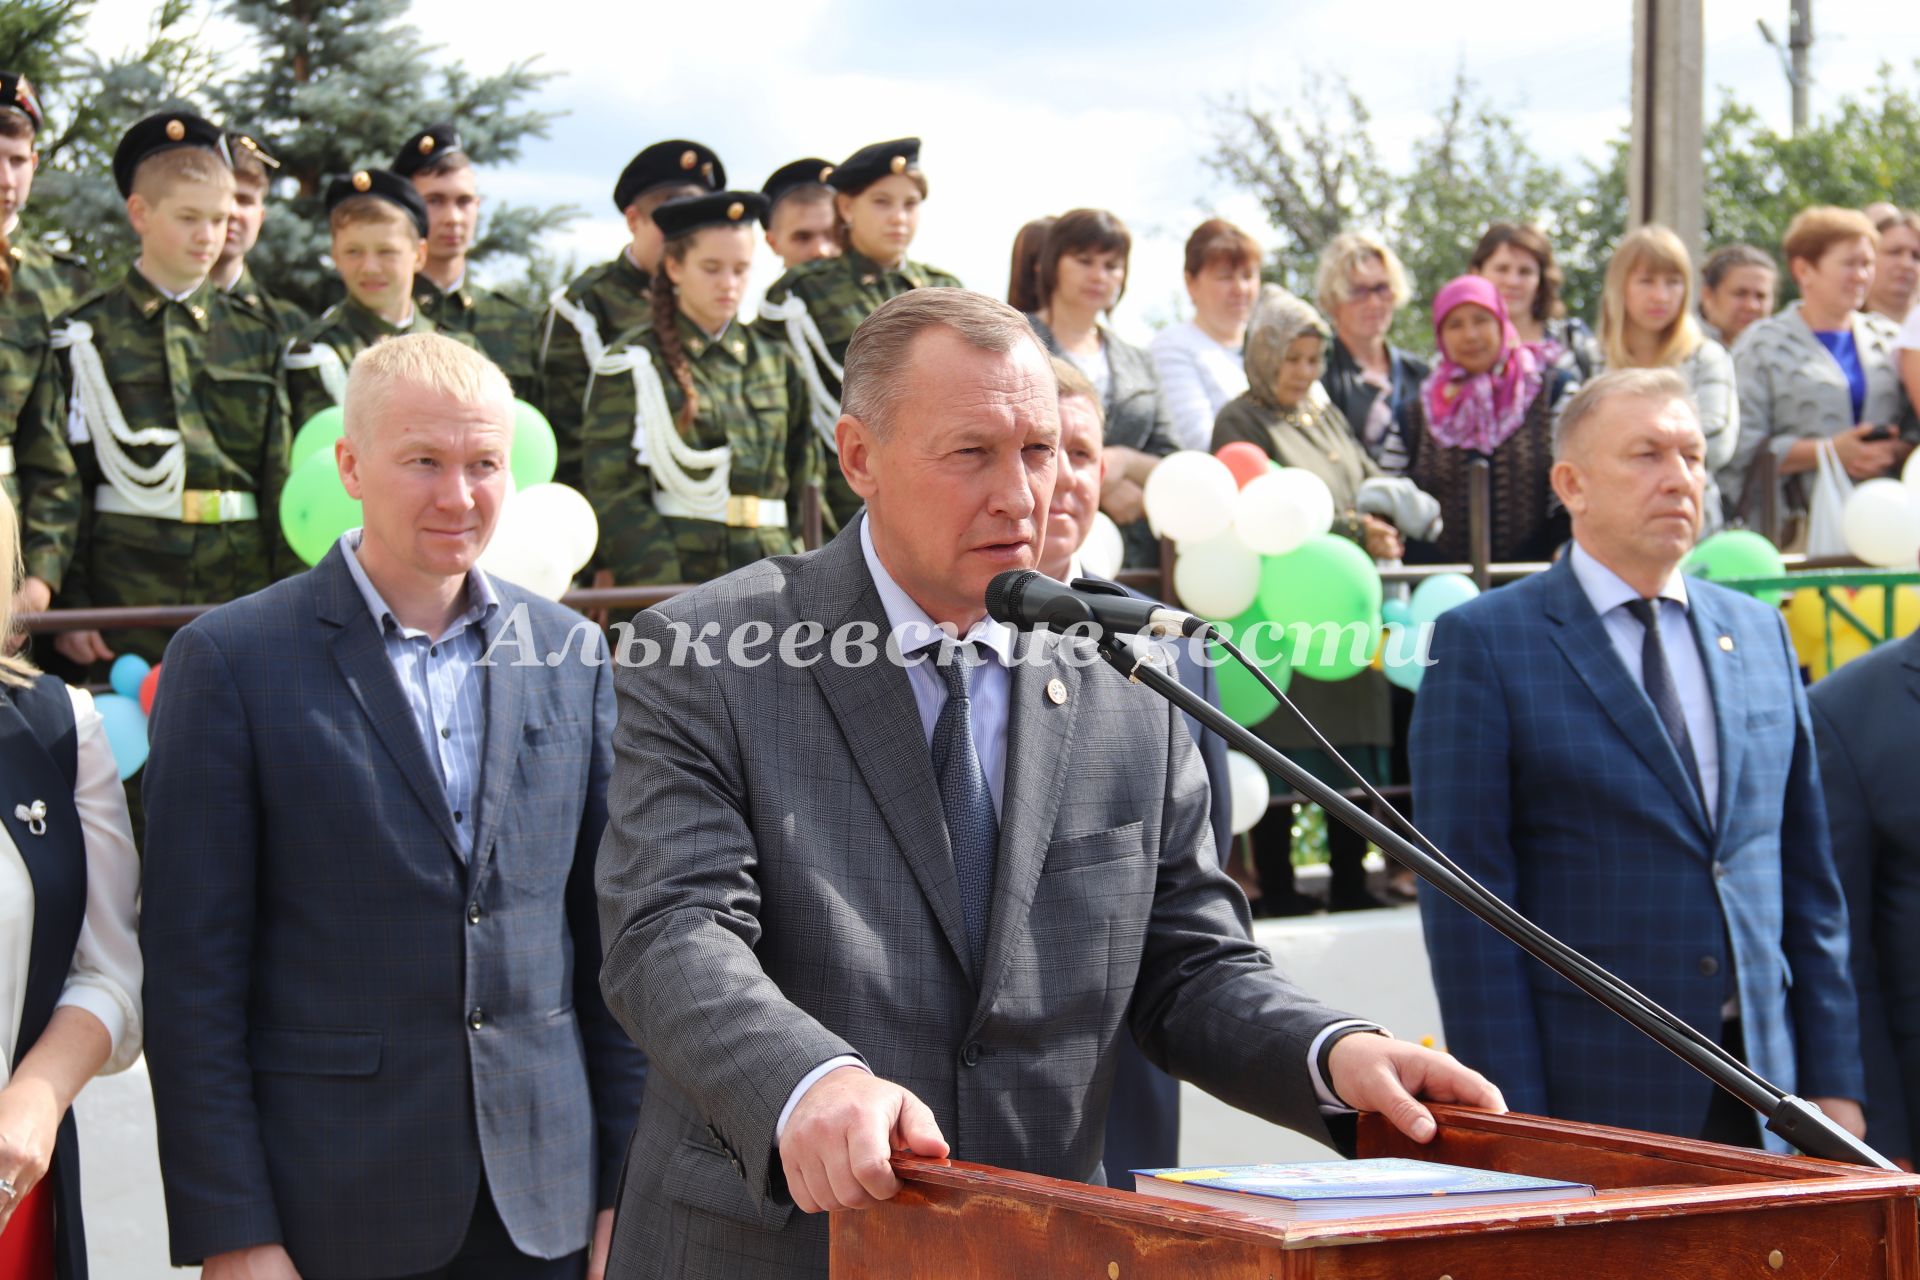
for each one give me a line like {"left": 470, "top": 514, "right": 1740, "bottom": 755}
{"left": 343, "top": 332, "right": 515, "bottom": 445}
{"left": 1243, "top": 285, "right": 1329, "bottom": 409}
{"left": 840, "top": 288, "right": 1051, "bottom": 436}
{"left": 1551, "top": 367, "right": 1698, "bottom": 460}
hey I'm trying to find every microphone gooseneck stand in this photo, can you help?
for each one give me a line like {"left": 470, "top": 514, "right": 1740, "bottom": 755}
{"left": 1089, "top": 621, "right": 1894, "bottom": 1171}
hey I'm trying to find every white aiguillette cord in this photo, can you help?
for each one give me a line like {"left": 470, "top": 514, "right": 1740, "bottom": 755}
{"left": 757, "top": 294, "right": 842, "bottom": 454}
{"left": 281, "top": 336, "right": 349, "bottom": 405}
{"left": 592, "top": 344, "right": 731, "bottom": 512}
{"left": 51, "top": 319, "right": 185, "bottom": 516}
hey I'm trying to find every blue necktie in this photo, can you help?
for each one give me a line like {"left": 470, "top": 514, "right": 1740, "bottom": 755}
{"left": 927, "top": 641, "right": 998, "bottom": 975}
{"left": 1625, "top": 597, "right": 1708, "bottom": 812}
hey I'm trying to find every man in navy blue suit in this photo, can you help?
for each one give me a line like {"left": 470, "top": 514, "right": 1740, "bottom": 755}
{"left": 1414, "top": 367, "right": 1864, "bottom": 1151}
{"left": 142, "top": 335, "right": 645, "bottom": 1279}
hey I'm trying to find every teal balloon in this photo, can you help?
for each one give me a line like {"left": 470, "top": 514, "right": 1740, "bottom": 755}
{"left": 279, "top": 448, "right": 363, "bottom": 567}
{"left": 95, "top": 693, "right": 149, "bottom": 779}
{"left": 1213, "top": 602, "right": 1292, "bottom": 727}
{"left": 290, "top": 406, "right": 346, "bottom": 470}
{"left": 1381, "top": 622, "right": 1427, "bottom": 693}
{"left": 1256, "top": 534, "right": 1383, "bottom": 683}
{"left": 1685, "top": 529, "right": 1787, "bottom": 605}
{"left": 511, "top": 399, "right": 558, "bottom": 488}
{"left": 109, "top": 653, "right": 150, "bottom": 700}
{"left": 1381, "top": 598, "right": 1412, "bottom": 627}
{"left": 1409, "top": 573, "right": 1481, "bottom": 627}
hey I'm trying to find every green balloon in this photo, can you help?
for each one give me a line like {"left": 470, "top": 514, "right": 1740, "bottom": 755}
{"left": 279, "top": 448, "right": 362, "bottom": 567}
{"left": 290, "top": 406, "right": 346, "bottom": 471}
{"left": 1213, "top": 602, "right": 1293, "bottom": 726}
{"left": 511, "top": 399, "right": 558, "bottom": 488}
{"left": 1256, "top": 533, "right": 1383, "bottom": 682}
{"left": 1684, "top": 529, "right": 1786, "bottom": 605}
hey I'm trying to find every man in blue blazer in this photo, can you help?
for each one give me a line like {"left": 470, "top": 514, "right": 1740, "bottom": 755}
{"left": 1810, "top": 623, "right": 1920, "bottom": 1165}
{"left": 142, "top": 335, "right": 645, "bottom": 1279}
{"left": 1414, "top": 368, "right": 1864, "bottom": 1152}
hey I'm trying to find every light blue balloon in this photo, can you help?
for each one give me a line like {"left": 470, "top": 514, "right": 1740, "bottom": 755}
{"left": 108, "top": 654, "right": 151, "bottom": 701}
{"left": 1409, "top": 573, "right": 1481, "bottom": 628}
{"left": 94, "top": 693, "right": 149, "bottom": 780}
{"left": 1381, "top": 622, "right": 1427, "bottom": 693}
{"left": 1381, "top": 598, "right": 1412, "bottom": 628}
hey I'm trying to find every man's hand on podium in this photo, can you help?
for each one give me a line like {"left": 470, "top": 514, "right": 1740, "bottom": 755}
{"left": 780, "top": 1065, "right": 950, "bottom": 1214}
{"left": 1328, "top": 1035, "right": 1508, "bottom": 1143}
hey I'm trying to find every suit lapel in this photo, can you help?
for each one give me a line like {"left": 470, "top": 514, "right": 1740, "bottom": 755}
{"left": 971, "top": 632, "right": 1083, "bottom": 1022}
{"left": 470, "top": 616, "right": 525, "bottom": 883}
{"left": 316, "top": 550, "right": 466, "bottom": 859}
{"left": 794, "top": 528, "right": 974, "bottom": 978}
{"left": 1541, "top": 559, "right": 1713, "bottom": 843}
{"left": 1687, "top": 588, "right": 1744, "bottom": 846}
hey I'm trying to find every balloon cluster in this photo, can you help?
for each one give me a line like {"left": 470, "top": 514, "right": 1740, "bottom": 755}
{"left": 279, "top": 400, "right": 597, "bottom": 598}
{"left": 95, "top": 654, "right": 161, "bottom": 780}
{"left": 1784, "top": 584, "right": 1920, "bottom": 677}
{"left": 1841, "top": 453, "right": 1920, "bottom": 567}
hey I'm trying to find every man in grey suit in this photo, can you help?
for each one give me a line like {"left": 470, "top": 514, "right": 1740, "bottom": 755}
{"left": 595, "top": 289, "right": 1502, "bottom": 1278}
{"left": 143, "top": 335, "right": 645, "bottom": 1279}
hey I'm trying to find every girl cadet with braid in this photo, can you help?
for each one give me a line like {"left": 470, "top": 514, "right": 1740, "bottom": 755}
{"left": 756, "top": 137, "right": 961, "bottom": 529}
{"left": 579, "top": 191, "right": 815, "bottom": 585}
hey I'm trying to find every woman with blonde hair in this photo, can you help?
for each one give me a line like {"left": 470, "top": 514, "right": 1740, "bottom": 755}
{"left": 0, "top": 492, "right": 141, "bottom": 1278}
{"left": 1315, "top": 230, "right": 1429, "bottom": 475}
{"left": 1597, "top": 225, "right": 1738, "bottom": 531}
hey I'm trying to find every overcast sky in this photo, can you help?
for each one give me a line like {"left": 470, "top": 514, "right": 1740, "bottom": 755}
{"left": 80, "top": 1, "right": 1920, "bottom": 341}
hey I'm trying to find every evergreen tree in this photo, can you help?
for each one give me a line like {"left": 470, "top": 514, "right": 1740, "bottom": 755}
{"left": 213, "top": 0, "right": 574, "bottom": 313}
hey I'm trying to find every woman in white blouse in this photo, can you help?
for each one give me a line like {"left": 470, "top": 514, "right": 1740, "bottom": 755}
{"left": 0, "top": 493, "right": 141, "bottom": 1278}
{"left": 1150, "top": 218, "right": 1262, "bottom": 450}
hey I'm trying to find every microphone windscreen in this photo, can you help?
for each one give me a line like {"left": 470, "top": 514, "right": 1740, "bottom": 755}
{"left": 985, "top": 570, "right": 1032, "bottom": 626}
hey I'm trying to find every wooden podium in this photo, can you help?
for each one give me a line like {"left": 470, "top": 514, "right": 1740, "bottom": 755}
{"left": 831, "top": 1106, "right": 1920, "bottom": 1277}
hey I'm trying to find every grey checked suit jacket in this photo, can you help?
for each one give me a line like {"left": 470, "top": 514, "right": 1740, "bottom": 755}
{"left": 596, "top": 521, "right": 1354, "bottom": 1279}
{"left": 141, "top": 547, "right": 647, "bottom": 1277}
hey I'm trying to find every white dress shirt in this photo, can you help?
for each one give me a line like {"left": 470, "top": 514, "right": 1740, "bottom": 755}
{"left": 0, "top": 686, "right": 144, "bottom": 1086}
{"left": 1568, "top": 541, "right": 1720, "bottom": 822}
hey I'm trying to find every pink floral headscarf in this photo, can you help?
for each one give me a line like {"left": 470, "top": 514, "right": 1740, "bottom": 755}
{"left": 1421, "top": 275, "right": 1552, "bottom": 453}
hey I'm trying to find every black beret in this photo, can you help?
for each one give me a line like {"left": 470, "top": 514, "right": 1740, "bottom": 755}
{"left": 224, "top": 130, "right": 282, "bottom": 173}
{"left": 826, "top": 138, "right": 921, "bottom": 194}
{"left": 613, "top": 139, "right": 724, "bottom": 212}
{"left": 392, "top": 122, "right": 463, "bottom": 178}
{"left": 760, "top": 158, "right": 836, "bottom": 218}
{"left": 325, "top": 168, "right": 430, "bottom": 238}
{"left": 652, "top": 191, "right": 769, "bottom": 239}
{"left": 112, "top": 110, "right": 230, "bottom": 198}
{"left": 0, "top": 72, "right": 43, "bottom": 134}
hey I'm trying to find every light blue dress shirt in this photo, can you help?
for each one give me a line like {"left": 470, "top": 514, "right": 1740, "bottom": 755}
{"left": 1568, "top": 541, "right": 1720, "bottom": 822}
{"left": 339, "top": 530, "right": 499, "bottom": 856}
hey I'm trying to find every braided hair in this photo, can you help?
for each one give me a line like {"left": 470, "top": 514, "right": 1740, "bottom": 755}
{"left": 649, "top": 231, "right": 699, "bottom": 433}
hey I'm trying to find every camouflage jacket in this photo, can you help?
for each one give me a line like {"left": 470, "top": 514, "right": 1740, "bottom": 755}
{"left": 536, "top": 250, "right": 655, "bottom": 492}
{"left": 53, "top": 268, "right": 291, "bottom": 615}
{"left": 227, "top": 263, "right": 311, "bottom": 344}
{"left": 581, "top": 312, "right": 815, "bottom": 586}
{"left": 415, "top": 274, "right": 541, "bottom": 405}
{"left": 0, "top": 246, "right": 83, "bottom": 589}
{"left": 283, "top": 297, "right": 470, "bottom": 434}
{"left": 12, "top": 240, "right": 93, "bottom": 324}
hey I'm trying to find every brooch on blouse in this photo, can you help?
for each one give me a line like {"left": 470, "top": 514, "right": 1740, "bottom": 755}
{"left": 14, "top": 800, "right": 46, "bottom": 836}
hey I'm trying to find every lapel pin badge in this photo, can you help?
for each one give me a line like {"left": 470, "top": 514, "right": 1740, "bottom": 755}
{"left": 1046, "top": 677, "right": 1068, "bottom": 706}
{"left": 14, "top": 800, "right": 46, "bottom": 836}
{"left": 1718, "top": 635, "right": 1735, "bottom": 652}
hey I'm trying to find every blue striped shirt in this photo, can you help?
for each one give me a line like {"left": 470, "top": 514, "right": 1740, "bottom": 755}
{"left": 339, "top": 531, "right": 498, "bottom": 858}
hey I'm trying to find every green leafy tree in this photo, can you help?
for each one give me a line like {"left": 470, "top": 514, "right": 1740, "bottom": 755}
{"left": 212, "top": 0, "right": 574, "bottom": 312}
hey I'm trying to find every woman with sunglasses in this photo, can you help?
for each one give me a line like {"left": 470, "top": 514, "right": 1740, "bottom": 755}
{"left": 1316, "top": 232, "right": 1429, "bottom": 475}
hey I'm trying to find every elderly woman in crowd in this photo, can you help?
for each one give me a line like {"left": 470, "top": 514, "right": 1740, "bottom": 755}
{"left": 1470, "top": 222, "right": 1599, "bottom": 381}
{"left": 1732, "top": 206, "right": 1910, "bottom": 537}
{"left": 1408, "top": 275, "right": 1578, "bottom": 565}
{"left": 1867, "top": 209, "right": 1920, "bottom": 325}
{"left": 1597, "top": 225, "right": 1738, "bottom": 531}
{"left": 1213, "top": 287, "right": 1438, "bottom": 914}
{"left": 1026, "top": 209, "right": 1178, "bottom": 567}
{"left": 1316, "top": 231, "right": 1429, "bottom": 475}
{"left": 1151, "top": 217, "right": 1262, "bottom": 450}
{"left": 1699, "top": 244, "right": 1778, "bottom": 349}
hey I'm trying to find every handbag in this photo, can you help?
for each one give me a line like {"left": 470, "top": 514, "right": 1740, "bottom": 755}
{"left": 1804, "top": 438, "right": 1853, "bottom": 558}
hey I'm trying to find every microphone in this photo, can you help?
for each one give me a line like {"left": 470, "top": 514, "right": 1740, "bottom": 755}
{"left": 985, "top": 570, "right": 1210, "bottom": 639}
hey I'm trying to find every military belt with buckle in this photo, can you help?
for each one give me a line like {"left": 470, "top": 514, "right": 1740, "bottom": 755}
{"left": 94, "top": 485, "right": 260, "bottom": 523}
{"left": 653, "top": 491, "right": 789, "bottom": 529}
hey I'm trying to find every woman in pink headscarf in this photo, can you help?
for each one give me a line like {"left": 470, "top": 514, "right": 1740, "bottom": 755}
{"left": 1407, "top": 275, "right": 1579, "bottom": 564}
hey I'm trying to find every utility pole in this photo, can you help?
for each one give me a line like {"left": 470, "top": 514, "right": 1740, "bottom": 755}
{"left": 1758, "top": 0, "right": 1813, "bottom": 135}
{"left": 1629, "top": 0, "right": 1705, "bottom": 264}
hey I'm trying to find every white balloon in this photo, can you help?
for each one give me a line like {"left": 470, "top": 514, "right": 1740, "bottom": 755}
{"left": 1843, "top": 478, "right": 1920, "bottom": 568}
{"left": 480, "top": 497, "right": 576, "bottom": 601}
{"left": 511, "top": 483, "right": 600, "bottom": 574}
{"left": 1233, "top": 467, "right": 1335, "bottom": 556}
{"left": 1173, "top": 532, "right": 1261, "bottom": 619}
{"left": 1079, "top": 512, "right": 1125, "bottom": 580}
{"left": 1142, "top": 451, "right": 1238, "bottom": 545}
{"left": 1226, "top": 750, "right": 1272, "bottom": 837}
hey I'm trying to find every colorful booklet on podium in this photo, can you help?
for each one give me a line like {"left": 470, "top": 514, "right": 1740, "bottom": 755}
{"left": 1133, "top": 1158, "right": 1595, "bottom": 1222}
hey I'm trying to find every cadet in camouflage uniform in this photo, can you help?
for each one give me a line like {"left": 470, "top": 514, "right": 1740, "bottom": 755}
{"left": 0, "top": 72, "right": 85, "bottom": 609}
{"left": 282, "top": 169, "right": 476, "bottom": 432}
{"left": 756, "top": 137, "right": 961, "bottom": 529}
{"left": 394, "top": 122, "right": 540, "bottom": 405}
{"left": 212, "top": 129, "right": 308, "bottom": 341}
{"left": 536, "top": 139, "right": 723, "bottom": 491}
{"left": 50, "top": 112, "right": 289, "bottom": 670}
{"left": 581, "top": 191, "right": 815, "bottom": 585}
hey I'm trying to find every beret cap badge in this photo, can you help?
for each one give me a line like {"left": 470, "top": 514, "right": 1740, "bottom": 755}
{"left": 890, "top": 154, "right": 906, "bottom": 174}
{"left": 352, "top": 170, "right": 372, "bottom": 191}
{"left": 680, "top": 149, "right": 697, "bottom": 170}
{"left": 419, "top": 135, "right": 434, "bottom": 154}
{"left": 165, "top": 119, "right": 186, "bottom": 141}
{"left": 727, "top": 201, "right": 745, "bottom": 221}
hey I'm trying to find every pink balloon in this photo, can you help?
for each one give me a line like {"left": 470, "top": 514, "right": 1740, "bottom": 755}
{"left": 1215, "top": 442, "right": 1270, "bottom": 490}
